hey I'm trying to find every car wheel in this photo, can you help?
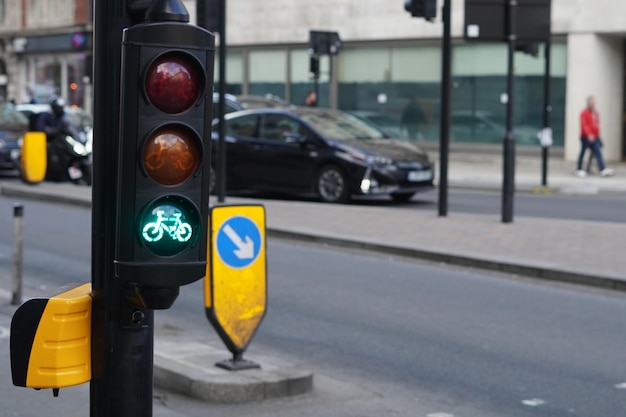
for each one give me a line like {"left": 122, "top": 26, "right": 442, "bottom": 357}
{"left": 316, "top": 165, "right": 349, "bottom": 203}
{"left": 391, "top": 192, "right": 415, "bottom": 203}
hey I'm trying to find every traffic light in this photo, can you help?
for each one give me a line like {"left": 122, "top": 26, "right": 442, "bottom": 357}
{"left": 309, "top": 56, "right": 320, "bottom": 79}
{"left": 115, "top": 18, "right": 215, "bottom": 309}
{"left": 404, "top": 0, "right": 437, "bottom": 20}
{"left": 516, "top": 42, "right": 540, "bottom": 57}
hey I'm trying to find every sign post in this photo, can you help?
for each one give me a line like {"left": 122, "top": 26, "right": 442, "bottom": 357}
{"left": 464, "top": 0, "right": 552, "bottom": 223}
{"left": 92, "top": 1, "right": 213, "bottom": 415}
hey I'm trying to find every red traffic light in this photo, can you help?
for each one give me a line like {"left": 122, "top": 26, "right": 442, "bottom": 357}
{"left": 145, "top": 53, "right": 201, "bottom": 114}
{"left": 143, "top": 126, "right": 200, "bottom": 185}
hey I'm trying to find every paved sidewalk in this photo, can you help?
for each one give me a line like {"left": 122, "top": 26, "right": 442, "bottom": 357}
{"left": 1, "top": 152, "right": 625, "bottom": 403}
{"left": 2, "top": 153, "right": 625, "bottom": 288}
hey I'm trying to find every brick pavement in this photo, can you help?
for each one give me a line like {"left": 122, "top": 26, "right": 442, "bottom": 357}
{"left": 225, "top": 196, "right": 626, "bottom": 289}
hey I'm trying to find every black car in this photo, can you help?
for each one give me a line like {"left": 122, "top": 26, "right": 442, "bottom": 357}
{"left": 235, "top": 94, "right": 291, "bottom": 109}
{"left": 0, "top": 101, "right": 29, "bottom": 172}
{"left": 212, "top": 92, "right": 244, "bottom": 118}
{"left": 211, "top": 107, "right": 434, "bottom": 203}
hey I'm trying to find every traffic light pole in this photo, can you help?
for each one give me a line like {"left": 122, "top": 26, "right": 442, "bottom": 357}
{"left": 217, "top": 0, "right": 227, "bottom": 203}
{"left": 92, "top": 2, "right": 154, "bottom": 416}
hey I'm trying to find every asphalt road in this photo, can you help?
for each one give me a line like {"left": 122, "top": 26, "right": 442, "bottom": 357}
{"left": 2, "top": 196, "right": 626, "bottom": 416}
{"left": 167, "top": 240, "right": 626, "bottom": 417}
{"left": 341, "top": 188, "right": 626, "bottom": 223}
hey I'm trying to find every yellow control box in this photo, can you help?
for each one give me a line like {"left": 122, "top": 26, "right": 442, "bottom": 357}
{"left": 10, "top": 283, "right": 92, "bottom": 391}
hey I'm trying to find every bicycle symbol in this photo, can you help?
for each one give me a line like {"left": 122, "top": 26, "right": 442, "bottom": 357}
{"left": 142, "top": 210, "right": 193, "bottom": 243}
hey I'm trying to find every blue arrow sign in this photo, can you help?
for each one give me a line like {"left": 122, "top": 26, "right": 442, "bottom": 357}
{"left": 216, "top": 216, "right": 262, "bottom": 268}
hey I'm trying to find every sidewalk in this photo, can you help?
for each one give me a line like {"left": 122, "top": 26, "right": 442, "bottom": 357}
{"left": 1, "top": 152, "right": 625, "bottom": 403}
{"left": 2, "top": 153, "right": 625, "bottom": 287}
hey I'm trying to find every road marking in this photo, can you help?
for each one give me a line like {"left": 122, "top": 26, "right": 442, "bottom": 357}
{"left": 0, "top": 326, "right": 9, "bottom": 339}
{"left": 615, "top": 382, "right": 626, "bottom": 389}
{"left": 427, "top": 414, "right": 454, "bottom": 417}
{"left": 522, "top": 398, "right": 546, "bottom": 407}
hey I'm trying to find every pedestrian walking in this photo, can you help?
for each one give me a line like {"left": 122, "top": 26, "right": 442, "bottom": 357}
{"left": 576, "top": 96, "right": 614, "bottom": 177}
{"left": 401, "top": 95, "right": 425, "bottom": 140}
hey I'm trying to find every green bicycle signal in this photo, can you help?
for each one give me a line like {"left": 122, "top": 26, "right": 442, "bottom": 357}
{"left": 142, "top": 210, "right": 192, "bottom": 243}
{"left": 139, "top": 197, "right": 200, "bottom": 256}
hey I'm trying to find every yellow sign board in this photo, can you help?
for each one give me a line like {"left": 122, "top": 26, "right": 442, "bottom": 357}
{"left": 205, "top": 205, "right": 267, "bottom": 353}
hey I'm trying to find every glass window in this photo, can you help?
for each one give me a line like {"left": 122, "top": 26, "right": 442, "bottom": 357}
{"left": 249, "top": 50, "right": 287, "bottom": 98}
{"left": 260, "top": 114, "right": 302, "bottom": 142}
{"left": 451, "top": 43, "right": 567, "bottom": 146}
{"left": 215, "top": 51, "right": 243, "bottom": 95}
{"left": 226, "top": 114, "right": 258, "bottom": 138}
{"left": 391, "top": 46, "right": 441, "bottom": 82}
{"left": 299, "top": 110, "right": 386, "bottom": 141}
{"left": 337, "top": 42, "right": 566, "bottom": 146}
{"left": 338, "top": 46, "right": 441, "bottom": 141}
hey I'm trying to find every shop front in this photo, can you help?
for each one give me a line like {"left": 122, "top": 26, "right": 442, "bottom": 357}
{"left": 11, "top": 31, "right": 92, "bottom": 110}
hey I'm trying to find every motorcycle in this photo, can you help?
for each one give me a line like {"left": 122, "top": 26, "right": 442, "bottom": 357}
{"left": 45, "top": 118, "right": 92, "bottom": 185}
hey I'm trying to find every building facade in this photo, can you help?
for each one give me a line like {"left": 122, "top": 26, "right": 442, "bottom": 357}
{"left": 0, "top": 0, "right": 92, "bottom": 110}
{"left": 189, "top": 0, "right": 625, "bottom": 162}
{"left": 1, "top": 0, "right": 624, "bottom": 162}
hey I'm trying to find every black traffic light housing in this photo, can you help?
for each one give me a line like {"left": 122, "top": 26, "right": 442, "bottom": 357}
{"left": 115, "top": 20, "right": 215, "bottom": 309}
{"left": 516, "top": 42, "right": 540, "bottom": 57}
{"left": 404, "top": 0, "right": 437, "bottom": 20}
{"left": 309, "top": 56, "right": 320, "bottom": 79}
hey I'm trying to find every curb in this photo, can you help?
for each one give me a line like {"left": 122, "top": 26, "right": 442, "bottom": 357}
{"left": 0, "top": 184, "right": 315, "bottom": 404}
{"left": 0, "top": 183, "right": 92, "bottom": 208}
{"left": 153, "top": 341, "right": 314, "bottom": 403}
{"left": 3, "top": 183, "right": 625, "bottom": 294}
{"left": 267, "top": 228, "right": 626, "bottom": 294}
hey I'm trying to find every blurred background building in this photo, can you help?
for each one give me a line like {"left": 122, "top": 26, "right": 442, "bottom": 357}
{"left": 0, "top": 0, "right": 91, "bottom": 111}
{"left": 0, "top": 0, "right": 624, "bottom": 162}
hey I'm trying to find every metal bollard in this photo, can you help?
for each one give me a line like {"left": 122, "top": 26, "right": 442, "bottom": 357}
{"left": 12, "top": 203, "right": 24, "bottom": 305}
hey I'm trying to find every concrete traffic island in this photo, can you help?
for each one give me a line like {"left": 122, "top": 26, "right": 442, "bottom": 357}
{"left": 153, "top": 340, "right": 314, "bottom": 403}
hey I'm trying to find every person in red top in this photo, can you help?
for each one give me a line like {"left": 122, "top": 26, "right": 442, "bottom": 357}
{"left": 577, "top": 96, "right": 614, "bottom": 177}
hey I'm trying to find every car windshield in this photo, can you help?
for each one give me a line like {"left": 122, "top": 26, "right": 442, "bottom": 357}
{"left": 299, "top": 110, "right": 387, "bottom": 141}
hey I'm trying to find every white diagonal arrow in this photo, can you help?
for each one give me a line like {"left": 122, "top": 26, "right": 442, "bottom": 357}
{"left": 223, "top": 224, "right": 255, "bottom": 259}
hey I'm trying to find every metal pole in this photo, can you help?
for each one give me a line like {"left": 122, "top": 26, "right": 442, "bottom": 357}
{"left": 217, "top": 0, "right": 227, "bottom": 202}
{"left": 92, "top": 3, "right": 154, "bottom": 417}
{"left": 11, "top": 203, "right": 23, "bottom": 306}
{"left": 502, "top": 0, "right": 517, "bottom": 224}
{"left": 541, "top": 40, "right": 552, "bottom": 187}
{"left": 438, "top": 0, "right": 451, "bottom": 217}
